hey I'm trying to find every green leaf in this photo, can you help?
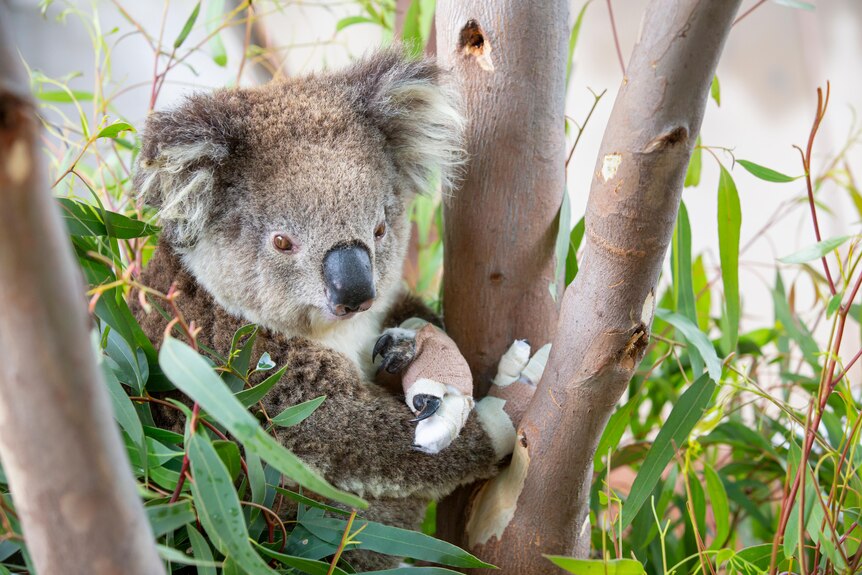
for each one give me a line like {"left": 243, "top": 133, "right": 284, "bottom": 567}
{"left": 772, "top": 272, "right": 820, "bottom": 368}
{"left": 717, "top": 165, "right": 741, "bottom": 352}
{"left": 159, "top": 337, "right": 366, "bottom": 508}
{"left": 545, "top": 556, "right": 646, "bottom": 575}
{"left": 255, "top": 543, "right": 349, "bottom": 575}
{"left": 400, "top": 0, "right": 422, "bottom": 56}
{"left": 235, "top": 365, "right": 285, "bottom": 407}
{"left": 684, "top": 137, "right": 702, "bottom": 187}
{"left": 187, "top": 526, "right": 217, "bottom": 575}
{"left": 336, "top": 15, "right": 378, "bottom": 31}
{"left": 174, "top": 1, "right": 201, "bottom": 48}
{"left": 188, "top": 433, "right": 276, "bottom": 574}
{"left": 703, "top": 465, "right": 730, "bottom": 548}
{"left": 213, "top": 440, "right": 242, "bottom": 481}
{"left": 146, "top": 501, "right": 196, "bottom": 537}
{"left": 95, "top": 121, "right": 135, "bottom": 139}
{"left": 58, "top": 198, "right": 159, "bottom": 239}
{"left": 565, "top": 216, "right": 586, "bottom": 286}
{"left": 655, "top": 310, "right": 722, "bottom": 382}
{"left": 101, "top": 359, "right": 147, "bottom": 475}
{"left": 157, "top": 544, "right": 221, "bottom": 568}
{"left": 594, "top": 400, "right": 634, "bottom": 469}
{"left": 710, "top": 75, "right": 721, "bottom": 106}
{"left": 565, "top": 1, "right": 591, "bottom": 87}
{"left": 827, "top": 291, "right": 843, "bottom": 318}
{"left": 301, "top": 517, "right": 493, "bottom": 568}
{"left": 778, "top": 235, "right": 852, "bottom": 264}
{"left": 621, "top": 374, "right": 716, "bottom": 528}
{"left": 552, "top": 190, "right": 571, "bottom": 301}
{"left": 36, "top": 89, "right": 94, "bottom": 102}
{"left": 736, "top": 159, "right": 799, "bottom": 183}
{"left": 271, "top": 396, "right": 326, "bottom": 428}
{"left": 671, "top": 202, "right": 701, "bottom": 375}
{"left": 206, "top": 0, "right": 227, "bottom": 67}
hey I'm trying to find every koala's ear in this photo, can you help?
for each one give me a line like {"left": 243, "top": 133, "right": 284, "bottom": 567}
{"left": 349, "top": 48, "right": 465, "bottom": 195}
{"left": 134, "top": 92, "right": 243, "bottom": 247}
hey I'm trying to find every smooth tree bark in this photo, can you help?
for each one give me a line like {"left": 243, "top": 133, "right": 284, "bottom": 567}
{"left": 437, "top": 0, "right": 742, "bottom": 571}
{"left": 434, "top": 1, "right": 569, "bottom": 544}
{"left": 0, "top": 11, "right": 166, "bottom": 575}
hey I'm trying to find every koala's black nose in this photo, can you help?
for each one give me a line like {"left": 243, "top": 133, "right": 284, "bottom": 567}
{"left": 323, "top": 244, "right": 376, "bottom": 316}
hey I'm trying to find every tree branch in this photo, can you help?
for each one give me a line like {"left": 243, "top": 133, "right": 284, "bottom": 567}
{"left": 458, "top": 0, "right": 741, "bottom": 570}
{"left": 0, "top": 9, "right": 165, "bottom": 574}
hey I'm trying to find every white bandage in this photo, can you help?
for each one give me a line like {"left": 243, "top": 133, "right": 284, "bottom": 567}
{"left": 493, "top": 340, "right": 531, "bottom": 387}
{"left": 475, "top": 396, "right": 516, "bottom": 459}
{"left": 405, "top": 377, "right": 447, "bottom": 414}
{"left": 413, "top": 394, "right": 475, "bottom": 454}
{"left": 521, "top": 343, "right": 551, "bottom": 385}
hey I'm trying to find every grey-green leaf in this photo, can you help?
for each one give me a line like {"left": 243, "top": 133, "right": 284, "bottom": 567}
{"left": 737, "top": 159, "right": 799, "bottom": 183}
{"left": 655, "top": 309, "right": 722, "bottom": 382}
{"left": 174, "top": 1, "right": 201, "bottom": 48}
{"left": 187, "top": 433, "right": 276, "bottom": 574}
{"left": 778, "top": 236, "right": 852, "bottom": 264}
{"left": 271, "top": 396, "right": 326, "bottom": 428}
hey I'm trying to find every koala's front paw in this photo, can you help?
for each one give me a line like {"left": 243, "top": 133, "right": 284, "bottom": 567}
{"left": 372, "top": 327, "right": 417, "bottom": 374}
{"left": 411, "top": 384, "right": 475, "bottom": 454}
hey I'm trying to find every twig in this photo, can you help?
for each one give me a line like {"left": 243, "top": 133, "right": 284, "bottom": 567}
{"left": 605, "top": 0, "right": 625, "bottom": 75}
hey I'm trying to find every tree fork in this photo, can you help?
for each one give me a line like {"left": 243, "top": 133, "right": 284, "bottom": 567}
{"left": 0, "top": 10, "right": 165, "bottom": 574}
{"left": 439, "top": 0, "right": 741, "bottom": 571}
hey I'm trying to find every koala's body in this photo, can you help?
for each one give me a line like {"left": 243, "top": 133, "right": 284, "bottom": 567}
{"left": 132, "top": 50, "right": 525, "bottom": 570}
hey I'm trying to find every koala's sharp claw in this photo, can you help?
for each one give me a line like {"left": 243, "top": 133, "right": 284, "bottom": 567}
{"left": 372, "top": 333, "right": 391, "bottom": 363}
{"left": 410, "top": 394, "right": 441, "bottom": 422}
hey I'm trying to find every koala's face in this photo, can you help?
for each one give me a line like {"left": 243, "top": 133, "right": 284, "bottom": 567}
{"left": 136, "top": 50, "right": 462, "bottom": 336}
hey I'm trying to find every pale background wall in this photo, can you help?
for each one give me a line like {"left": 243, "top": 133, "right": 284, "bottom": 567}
{"left": 8, "top": 0, "right": 862, "bottom": 362}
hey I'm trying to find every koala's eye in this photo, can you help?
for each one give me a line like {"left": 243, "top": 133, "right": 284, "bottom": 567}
{"left": 273, "top": 234, "right": 296, "bottom": 253}
{"left": 374, "top": 221, "right": 386, "bottom": 240}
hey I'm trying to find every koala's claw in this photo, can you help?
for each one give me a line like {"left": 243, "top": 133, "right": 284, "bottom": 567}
{"left": 373, "top": 328, "right": 416, "bottom": 374}
{"left": 410, "top": 394, "right": 441, "bottom": 422}
{"left": 412, "top": 393, "right": 474, "bottom": 454}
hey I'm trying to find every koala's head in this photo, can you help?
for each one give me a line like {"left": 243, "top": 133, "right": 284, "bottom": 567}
{"left": 135, "top": 49, "right": 463, "bottom": 336}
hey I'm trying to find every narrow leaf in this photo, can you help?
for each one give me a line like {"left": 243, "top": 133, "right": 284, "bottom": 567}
{"left": 655, "top": 310, "right": 722, "bottom": 382}
{"left": 95, "top": 121, "right": 135, "bottom": 139}
{"left": 684, "top": 137, "right": 702, "bottom": 187}
{"left": 717, "top": 165, "right": 741, "bottom": 352}
{"left": 737, "top": 159, "right": 799, "bottom": 183}
{"left": 621, "top": 374, "right": 716, "bottom": 528}
{"left": 778, "top": 235, "right": 851, "bottom": 264}
{"left": 710, "top": 75, "right": 721, "bottom": 106}
{"left": 271, "top": 396, "right": 326, "bottom": 428}
{"left": 174, "top": 1, "right": 201, "bottom": 48}
{"left": 187, "top": 433, "right": 276, "bottom": 574}
{"left": 545, "top": 556, "right": 646, "bottom": 575}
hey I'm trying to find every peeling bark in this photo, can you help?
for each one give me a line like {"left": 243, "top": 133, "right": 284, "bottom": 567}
{"left": 438, "top": 0, "right": 741, "bottom": 572}
{"left": 0, "top": 11, "right": 165, "bottom": 575}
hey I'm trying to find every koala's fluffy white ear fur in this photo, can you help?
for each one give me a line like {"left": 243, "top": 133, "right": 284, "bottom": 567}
{"left": 350, "top": 48, "right": 465, "bottom": 195}
{"left": 135, "top": 93, "right": 239, "bottom": 247}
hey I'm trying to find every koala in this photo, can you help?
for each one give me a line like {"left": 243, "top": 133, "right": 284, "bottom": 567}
{"left": 131, "top": 49, "right": 543, "bottom": 570}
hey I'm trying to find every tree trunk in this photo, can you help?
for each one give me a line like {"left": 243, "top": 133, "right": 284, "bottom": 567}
{"left": 435, "top": 1, "right": 569, "bottom": 544}
{"left": 438, "top": 0, "right": 741, "bottom": 572}
{"left": 0, "top": 12, "right": 165, "bottom": 575}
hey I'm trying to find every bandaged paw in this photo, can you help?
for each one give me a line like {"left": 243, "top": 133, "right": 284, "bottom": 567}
{"left": 394, "top": 323, "right": 475, "bottom": 452}
{"left": 488, "top": 340, "right": 552, "bottom": 427}
{"left": 413, "top": 392, "right": 475, "bottom": 454}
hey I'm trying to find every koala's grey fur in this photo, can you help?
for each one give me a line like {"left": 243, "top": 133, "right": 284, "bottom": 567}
{"left": 132, "top": 49, "right": 506, "bottom": 570}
